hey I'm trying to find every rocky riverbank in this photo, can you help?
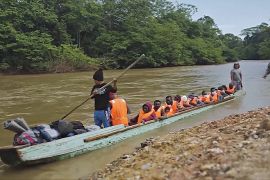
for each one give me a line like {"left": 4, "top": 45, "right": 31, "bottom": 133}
{"left": 88, "top": 107, "right": 270, "bottom": 180}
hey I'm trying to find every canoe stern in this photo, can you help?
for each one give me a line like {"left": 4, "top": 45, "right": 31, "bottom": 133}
{"left": 0, "top": 147, "right": 23, "bottom": 166}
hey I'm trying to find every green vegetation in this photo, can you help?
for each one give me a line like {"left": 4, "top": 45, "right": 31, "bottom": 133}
{"left": 241, "top": 23, "right": 270, "bottom": 60}
{"left": 0, "top": 0, "right": 269, "bottom": 74}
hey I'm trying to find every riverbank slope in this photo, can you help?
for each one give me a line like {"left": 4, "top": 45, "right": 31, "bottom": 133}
{"left": 88, "top": 107, "right": 270, "bottom": 180}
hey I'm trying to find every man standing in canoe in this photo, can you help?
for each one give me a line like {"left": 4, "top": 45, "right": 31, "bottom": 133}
{"left": 230, "top": 62, "right": 243, "bottom": 90}
{"left": 91, "top": 68, "right": 117, "bottom": 128}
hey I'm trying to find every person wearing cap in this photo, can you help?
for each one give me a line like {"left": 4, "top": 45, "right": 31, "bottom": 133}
{"left": 181, "top": 95, "right": 192, "bottom": 107}
{"left": 109, "top": 93, "right": 130, "bottom": 126}
{"left": 91, "top": 68, "right": 117, "bottom": 128}
{"left": 230, "top": 62, "right": 243, "bottom": 90}
{"left": 263, "top": 62, "right": 270, "bottom": 79}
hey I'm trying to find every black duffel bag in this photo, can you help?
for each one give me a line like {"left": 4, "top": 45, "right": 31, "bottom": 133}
{"left": 70, "top": 121, "right": 85, "bottom": 130}
{"left": 50, "top": 120, "right": 73, "bottom": 137}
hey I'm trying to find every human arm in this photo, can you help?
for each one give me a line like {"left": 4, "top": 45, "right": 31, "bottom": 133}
{"left": 240, "top": 71, "right": 242, "bottom": 81}
{"left": 142, "top": 112, "right": 157, "bottom": 122}
{"left": 129, "top": 114, "right": 139, "bottom": 125}
{"left": 160, "top": 108, "right": 165, "bottom": 117}
{"left": 90, "top": 86, "right": 96, "bottom": 98}
{"left": 112, "top": 78, "right": 117, "bottom": 92}
{"left": 240, "top": 71, "right": 243, "bottom": 88}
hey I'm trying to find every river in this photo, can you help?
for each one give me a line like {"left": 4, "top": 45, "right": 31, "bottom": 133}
{"left": 0, "top": 60, "right": 270, "bottom": 179}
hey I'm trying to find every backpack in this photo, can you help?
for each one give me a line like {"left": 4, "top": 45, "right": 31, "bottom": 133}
{"left": 13, "top": 130, "right": 38, "bottom": 146}
{"left": 36, "top": 124, "right": 60, "bottom": 142}
{"left": 70, "top": 121, "right": 85, "bottom": 130}
{"left": 57, "top": 120, "right": 74, "bottom": 137}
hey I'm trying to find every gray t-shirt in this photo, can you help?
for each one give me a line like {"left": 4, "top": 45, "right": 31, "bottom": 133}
{"left": 231, "top": 69, "right": 242, "bottom": 82}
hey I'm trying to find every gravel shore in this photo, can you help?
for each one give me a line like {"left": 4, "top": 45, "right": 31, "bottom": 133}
{"left": 89, "top": 107, "right": 270, "bottom": 180}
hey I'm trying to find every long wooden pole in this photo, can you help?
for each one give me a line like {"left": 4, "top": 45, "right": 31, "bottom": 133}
{"left": 60, "top": 54, "right": 145, "bottom": 120}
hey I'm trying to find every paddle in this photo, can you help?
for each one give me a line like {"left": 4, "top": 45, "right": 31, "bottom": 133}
{"left": 60, "top": 54, "right": 145, "bottom": 120}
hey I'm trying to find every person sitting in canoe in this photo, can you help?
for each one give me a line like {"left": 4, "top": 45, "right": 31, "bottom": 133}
{"left": 174, "top": 95, "right": 184, "bottom": 112}
{"left": 130, "top": 102, "right": 157, "bottom": 124}
{"left": 225, "top": 83, "right": 235, "bottom": 95}
{"left": 217, "top": 86, "right": 228, "bottom": 97}
{"left": 188, "top": 93, "right": 203, "bottom": 106}
{"left": 188, "top": 94, "right": 198, "bottom": 106}
{"left": 109, "top": 93, "right": 131, "bottom": 126}
{"left": 164, "top": 95, "right": 181, "bottom": 114}
{"left": 163, "top": 96, "right": 174, "bottom": 112}
{"left": 200, "top": 90, "right": 212, "bottom": 104}
{"left": 210, "top": 87, "right": 219, "bottom": 103}
{"left": 181, "top": 95, "right": 193, "bottom": 107}
{"left": 164, "top": 106, "right": 174, "bottom": 117}
{"left": 153, "top": 100, "right": 165, "bottom": 118}
{"left": 91, "top": 68, "right": 117, "bottom": 128}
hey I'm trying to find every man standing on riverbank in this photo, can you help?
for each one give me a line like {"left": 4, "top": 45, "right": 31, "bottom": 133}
{"left": 230, "top": 62, "right": 243, "bottom": 90}
{"left": 263, "top": 62, "right": 270, "bottom": 79}
{"left": 91, "top": 69, "right": 117, "bottom": 128}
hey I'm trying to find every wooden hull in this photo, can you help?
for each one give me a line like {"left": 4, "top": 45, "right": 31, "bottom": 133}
{"left": 0, "top": 90, "right": 245, "bottom": 166}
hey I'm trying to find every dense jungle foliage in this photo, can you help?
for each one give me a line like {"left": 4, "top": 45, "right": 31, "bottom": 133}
{"left": 0, "top": 0, "right": 269, "bottom": 73}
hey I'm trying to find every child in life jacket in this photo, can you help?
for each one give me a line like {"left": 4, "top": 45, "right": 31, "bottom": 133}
{"left": 163, "top": 96, "right": 177, "bottom": 115}
{"left": 164, "top": 106, "right": 174, "bottom": 117}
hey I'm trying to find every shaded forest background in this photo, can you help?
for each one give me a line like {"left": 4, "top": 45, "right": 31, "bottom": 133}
{"left": 0, "top": 0, "right": 270, "bottom": 73}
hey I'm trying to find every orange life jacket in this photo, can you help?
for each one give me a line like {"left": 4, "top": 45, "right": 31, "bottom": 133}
{"left": 165, "top": 108, "right": 174, "bottom": 117}
{"left": 178, "top": 100, "right": 184, "bottom": 109}
{"left": 162, "top": 103, "right": 172, "bottom": 111}
{"left": 183, "top": 99, "right": 191, "bottom": 106}
{"left": 110, "top": 98, "right": 128, "bottom": 126}
{"left": 138, "top": 109, "right": 155, "bottom": 124}
{"left": 190, "top": 97, "right": 198, "bottom": 105}
{"left": 217, "top": 90, "right": 222, "bottom": 96}
{"left": 153, "top": 107, "right": 163, "bottom": 118}
{"left": 200, "top": 94, "right": 211, "bottom": 103}
{"left": 172, "top": 101, "right": 179, "bottom": 113}
{"left": 213, "top": 94, "right": 219, "bottom": 102}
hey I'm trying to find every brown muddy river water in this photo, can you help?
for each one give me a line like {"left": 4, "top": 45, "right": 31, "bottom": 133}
{"left": 0, "top": 60, "right": 270, "bottom": 179}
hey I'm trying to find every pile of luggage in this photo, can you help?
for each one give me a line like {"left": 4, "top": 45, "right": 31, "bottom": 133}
{"left": 4, "top": 118, "right": 100, "bottom": 146}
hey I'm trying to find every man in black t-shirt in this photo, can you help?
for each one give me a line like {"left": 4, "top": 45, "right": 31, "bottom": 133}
{"left": 91, "top": 69, "right": 117, "bottom": 128}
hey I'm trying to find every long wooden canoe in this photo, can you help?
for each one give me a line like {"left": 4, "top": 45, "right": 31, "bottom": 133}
{"left": 0, "top": 90, "right": 245, "bottom": 166}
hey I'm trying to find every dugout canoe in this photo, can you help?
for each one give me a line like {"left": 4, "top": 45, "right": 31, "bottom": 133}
{"left": 0, "top": 90, "right": 245, "bottom": 166}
